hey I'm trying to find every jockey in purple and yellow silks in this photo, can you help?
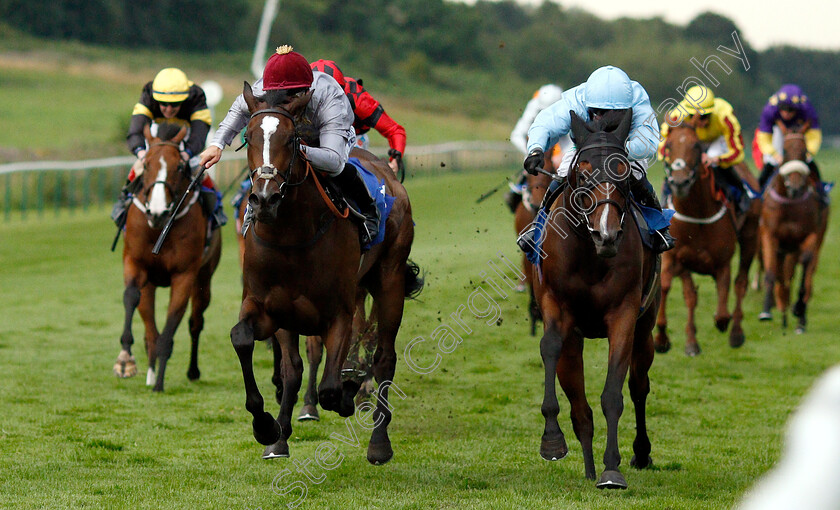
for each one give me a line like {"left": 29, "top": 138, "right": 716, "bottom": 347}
{"left": 756, "top": 84, "right": 824, "bottom": 193}
{"left": 659, "top": 85, "right": 752, "bottom": 214}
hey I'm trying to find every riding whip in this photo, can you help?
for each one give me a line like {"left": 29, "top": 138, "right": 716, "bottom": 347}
{"left": 152, "top": 166, "right": 207, "bottom": 255}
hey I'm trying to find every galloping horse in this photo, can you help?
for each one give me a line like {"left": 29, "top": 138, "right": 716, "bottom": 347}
{"left": 230, "top": 84, "right": 421, "bottom": 463}
{"left": 514, "top": 160, "right": 552, "bottom": 335}
{"left": 759, "top": 123, "right": 828, "bottom": 333}
{"left": 533, "top": 110, "right": 659, "bottom": 489}
{"left": 114, "top": 122, "right": 222, "bottom": 392}
{"left": 656, "top": 124, "right": 759, "bottom": 355}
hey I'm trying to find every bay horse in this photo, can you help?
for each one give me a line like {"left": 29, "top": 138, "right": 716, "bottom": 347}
{"left": 758, "top": 123, "right": 828, "bottom": 333}
{"left": 533, "top": 110, "right": 659, "bottom": 489}
{"left": 514, "top": 155, "right": 552, "bottom": 336}
{"left": 655, "top": 124, "right": 759, "bottom": 355}
{"left": 114, "top": 122, "right": 222, "bottom": 392}
{"left": 230, "top": 83, "right": 421, "bottom": 463}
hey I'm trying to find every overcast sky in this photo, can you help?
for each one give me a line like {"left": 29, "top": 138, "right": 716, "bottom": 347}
{"left": 456, "top": 0, "right": 838, "bottom": 51}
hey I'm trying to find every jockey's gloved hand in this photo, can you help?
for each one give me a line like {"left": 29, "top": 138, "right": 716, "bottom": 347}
{"left": 388, "top": 148, "right": 402, "bottom": 163}
{"left": 524, "top": 148, "right": 544, "bottom": 176}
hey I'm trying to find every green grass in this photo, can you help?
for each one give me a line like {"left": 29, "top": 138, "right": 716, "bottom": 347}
{"left": 1, "top": 164, "right": 839, "bottom": 509}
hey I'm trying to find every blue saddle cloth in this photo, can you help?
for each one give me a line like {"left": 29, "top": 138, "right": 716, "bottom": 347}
{"left": 232, "top": 159, "right": 395, "bottom": 248}
{"left": 346, "top": 157, "right": 396, "bottom": 248}
{"left": 522, "top": 202, "right": 673, "bottom": 266}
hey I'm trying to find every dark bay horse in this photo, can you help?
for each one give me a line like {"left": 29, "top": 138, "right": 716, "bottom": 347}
{"left": 114, "top": 123, "right": 222, "bottom": 391}
{"left": 759, "top": 124, "right": 828, "bottom": 333}
{"left": 656, "top": 124, "right": 759, "bottom": 355}
{"left": 533, "top": 110, "right": 659, "bottom": 489}
{"left": 231, "top": 84, "right": 421, "bottom": 464}
{"left": 514, "top": 160, "right": 552, "bottom": 336}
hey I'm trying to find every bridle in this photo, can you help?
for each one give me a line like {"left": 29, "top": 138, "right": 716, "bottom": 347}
{"left": 663, "top": 131, "right": 704, "bottom": 195}
{"left": 568, "top": 140, "right": 630, "bottom": 235}
{"left": 138, "top": 140, "right": 190, "bottom": 219}
{"left": 247, "top": 107, "right": 309, "bottom": 201}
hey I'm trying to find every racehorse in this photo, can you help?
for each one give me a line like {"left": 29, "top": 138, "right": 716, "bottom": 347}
{"left": 758, "top": 123, "right": 828, "bottom": 333}
{"left": 514, "top": 156, "right": 552, "bottom": 336}
{"left": 655, "top": 124, "right": 759, "bottom": 355}
{"left": 532, "top": 110, "right": 659, "bottom": 489}
{"left": 114, "top": 122, "right": 222, "bottom": 392}
{"left": 230, "top": 83, "right": 422, "bottom": 463}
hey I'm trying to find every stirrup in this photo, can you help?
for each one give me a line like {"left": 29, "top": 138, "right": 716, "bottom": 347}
{"left": 517, "top": 227, "right": 537, "bottom": 252}
{"left": 653, "top": 229, "right": 675, "bottom": 253}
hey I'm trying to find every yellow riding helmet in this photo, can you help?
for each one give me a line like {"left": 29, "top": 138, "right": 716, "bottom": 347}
{"left": 152, "top": 68, "right": 192, "bottom": 103}
{"left": 681, "top": 85, "right": 715, "bottom": 115}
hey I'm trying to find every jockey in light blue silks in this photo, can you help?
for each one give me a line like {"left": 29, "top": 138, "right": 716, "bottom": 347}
{"left": 516, "top": 65, "right": 675, "bottom": 253}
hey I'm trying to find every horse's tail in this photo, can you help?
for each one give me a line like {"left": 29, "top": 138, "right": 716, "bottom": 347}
{"left": 404, "top": 259, "right": 424, "bottom": 299}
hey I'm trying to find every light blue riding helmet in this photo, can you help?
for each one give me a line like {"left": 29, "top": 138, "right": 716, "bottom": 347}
{"left": 584, "top": 66, "right": 633, "bottom": 110}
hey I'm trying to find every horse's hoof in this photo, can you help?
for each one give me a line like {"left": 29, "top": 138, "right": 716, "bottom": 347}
{"left": 297, "top": 405, "right": 320, "bottom": 422}
{"left": 540, "top": 436, "right": 568, "bottom": 461}
{"left": 113, "top": 352, "right": 137, "bottom": 378}
{"left": 685, "top": 344, "right": 701, "bottom": 357}
{"left": 654, "top": 339, "right": 671, "bottom": 354}
{"left": 146, "top": 368, "right": 156, "bottom": 386}
{"left": 793, "top": 301, "right": 806, "bottom": 318}
{"left": 318, "top": 387, "right": 342, "bottom": 413}
{"left": 758, "top": 312, "right": 772, "bottom": 321}
{"left": 596, "top": 470, "right": 628, "bottom": 489}
{"left": 367, "top": 441, "right": 393, "bottom": 465}
{"left": 187, "top": 367, "right": 200, "bottom": 381}
{"left": 729, "top": 331, "right": 745, "bottom": 348}
{"left": 630, "top": 454, "right": 652, "bottom": 469}
{"left": 253, "top": 413, "right": 282, "bottom": 446}
{"left": 714, "top": 316, "right": 731, "bottom": 332}
{"left": 262, "top": 439, "right": 290, "bottom": 459}
{"left": 795, "top": 326, "right": 806, "bottom": 335}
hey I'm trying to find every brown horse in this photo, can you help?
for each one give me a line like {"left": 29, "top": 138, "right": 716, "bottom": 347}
{"left": 514, "top": 154, "right": 553, "bottom": 336}
{"left": 655, "top": 124, "right": 759, "bottom": 355}
{"left": 758, "top": 124, "right": 828, "bottom": 332}
{"left": 532, "top": 110, "right": 659, "bottom": 489}
{"left": 114, "top": 122, "right": 222, "bottom": 392}
{"left": 230, "top": 84, "right": 421, "bottom": 463}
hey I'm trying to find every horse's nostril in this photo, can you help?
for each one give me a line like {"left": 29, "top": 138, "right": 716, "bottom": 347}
{"left": 267, "top": 194, "right": 282, "bottom": 207}
{"left": 248, "top": 194, "right": 260, "bottom": 208}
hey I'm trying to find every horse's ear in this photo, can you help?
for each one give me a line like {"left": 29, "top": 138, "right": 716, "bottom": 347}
{"left": 173, "top": 126, "right": 188, "bottom": 144}
{"left": 143, "top": 123, "right": 153, "bottom": 143}
{"left": 286, "top": 90, "right": 313, "bottom": 119}
{"left": 614, "top": 108, "right": 633, "bottom": 142}
{"left": 570, "top": 111, "right": 590, "bottom": 145}
{"left": 243, "top": 81, "right": 258, "bottom": 113}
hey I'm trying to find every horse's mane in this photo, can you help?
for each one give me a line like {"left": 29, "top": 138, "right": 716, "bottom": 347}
{"left": 156, "top": 122, "right": 183, "bottom": 142}
{"left": 263, "top": 88, "right": 308, "bottom": 108}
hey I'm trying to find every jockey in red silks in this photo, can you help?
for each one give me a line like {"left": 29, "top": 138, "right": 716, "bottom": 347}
{"left": 310, "top": 59, "right": 407, "bottom": 176}
{"left": 114, "top": 67, "right": 227, "bottom": 229}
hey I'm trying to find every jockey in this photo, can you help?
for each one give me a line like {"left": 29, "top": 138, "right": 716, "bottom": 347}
{"left": 114, "top": 68, "right": 226, "bottom": 229}
{"left": 505, "top": 83, "right": 571, "bottom": 213}
{"left": 199, "top": 46, "right": 380, "bottom": 246}
{"left": 310, "top": 59, "right": 407, "bottom": 176}
{"left": 659, "top": 85, "right": 751, "bottom": 214}
{"left": 517, "top": 66, "right": 675, "bottom": 253}
{"left": 755, "top": 84, "right": 825, "bottom": 198}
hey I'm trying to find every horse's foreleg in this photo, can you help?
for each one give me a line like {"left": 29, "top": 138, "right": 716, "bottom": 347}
{"left": 263, "top": 329, "right": 302, "bottom": 459}
{"left": 137, "top": 285, "right": 158, "bottom": 385}
{"left": 231, "top": 307, "right": 280, "bottom": 447}
{"left": 712, "top": 264, "right": 732, "bottom": 333}
{"left": 298, "top": 335, "right": 323, "bottom": 421}
{"left": 778, "top": 252, "right": 797, "bottom": 330}
{"left": 654, "top": 255, "right": 674, "bottom": 353}
{"left": 539, "top": 302, "right": 568, "bottom": 462}
{"left": 365, "top": 277, "right": 405, "bottom": 466}
{"left": 681, "top": 273, "right": 700, "bottom": 356}
{"left": 629, "top": 314, "right": 656, "bottom": 471}
{"left": 556, "top": 332, "right": 594, "bottom": 479}
{"left": 318, "top": 311, "right": 354, "bottom": 416}
{"left": 152, "top": 273, "right": 195, "bottom": 392}
{"left": 760, "top": 231, "right": 779, "bottom": 321}
{"left": 186, "top": 277, "right": 212, "bottom": 382}
{"left": 115, "top": 282, "right": 142, "bottom": 378}
{"left": 794, "top": 233, "right": 821, "bottom": 333}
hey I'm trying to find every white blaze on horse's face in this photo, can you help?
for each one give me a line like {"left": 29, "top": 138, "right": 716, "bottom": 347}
{"left": 258, "top": 116, "right": 281, "bottom": 179}
{"left": 148, "top": 155, "right": 169, "bottom": 217}
{"left": 599, "top": 185, "right": 611, "bottom": 234}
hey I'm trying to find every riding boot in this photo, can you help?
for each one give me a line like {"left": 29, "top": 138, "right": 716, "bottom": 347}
{"left": 758, "top": 162, "right": 777, "bottom": 189}
{"left": 714, "top": 165, "right": 750, "bottom": 214}
{"left": 629, "top": 175, "right": 675, "bottom": 253}
{"left": 807, "top": 159, "right": 830, "bottom": 206}
{"left": 199, "top": 188, "right": 228, "bottom": 230}
{"left": 516, "top": 176, "right": 567, "bottom": 253}
{"left": 335, "top": 163, "right": 380, "bottom": 248}
{"left": 504, "top": 173, "right": 527, "bottom": 213}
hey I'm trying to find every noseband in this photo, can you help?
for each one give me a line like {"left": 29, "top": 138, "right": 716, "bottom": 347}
{"left": 663, "top": 140, "right": 704, "bottom": 192}
{"left": 248, "top": 107, "right": 309, "bottom": 200}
